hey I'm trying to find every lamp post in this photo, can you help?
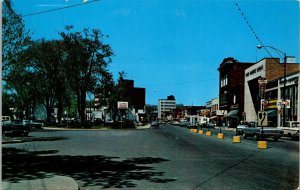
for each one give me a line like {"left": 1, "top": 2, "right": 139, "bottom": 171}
{"left": 257, "top": 45, "right": 287, "bottom": 127}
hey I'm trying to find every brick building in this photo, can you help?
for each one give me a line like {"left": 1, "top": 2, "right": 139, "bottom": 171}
{"left": 118, "top": 79, "right": 146, "bottom": 110}
{"left": 244, "top": 58, "right": 299, "bottom": 126}
{"left": 94, "top": 78, "right": 146, "bottom": 122}
{"left": 218, "top": 57, "right": 255, "bottom": 127}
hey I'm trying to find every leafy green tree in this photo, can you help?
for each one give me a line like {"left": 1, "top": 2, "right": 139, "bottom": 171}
{"left": 26, "top": 39, "right": 71, "bottom": 123}
{"left": 2, "top": 0, "right": 32, "bottom": 118}
{"left": 60, "top": 26, "right": 113, "bottom": 123}
{"left": 2, "top": 0, "right": 31, "bottom": 80}
{"left": 4, "top": 68, "right": 39, "bottom": 119}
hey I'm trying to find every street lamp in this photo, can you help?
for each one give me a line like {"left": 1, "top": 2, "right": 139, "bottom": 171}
{"left": 257, "top": 45, "right": 287, "bottom": 127}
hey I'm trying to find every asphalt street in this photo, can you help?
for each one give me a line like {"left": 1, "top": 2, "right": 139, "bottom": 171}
{"left": 2, "top": 124, "right": 299, "bottom": 190}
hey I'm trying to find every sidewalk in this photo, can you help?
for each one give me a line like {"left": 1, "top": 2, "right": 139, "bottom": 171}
{"left": 2, "top": 175, "right": 79, "bottom": 190}
{"left": 136, "top": 124, "right": 151, "bottom": 129}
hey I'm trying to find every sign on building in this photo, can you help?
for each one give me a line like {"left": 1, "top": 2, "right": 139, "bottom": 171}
{"left": 277, "top": 100, "right": 282, "bottom": 110}
{"left": 283, "top": 100, "right": 291, "bottom": 109}
{"left": 117, "top": 101, "right": 128, "bottom": 109}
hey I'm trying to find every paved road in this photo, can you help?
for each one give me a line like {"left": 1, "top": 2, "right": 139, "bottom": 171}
{"left": 2, "top": 124, "right": 299, "bottom": 190}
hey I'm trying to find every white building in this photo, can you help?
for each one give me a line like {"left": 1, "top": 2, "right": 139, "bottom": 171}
{"left": 158, "top": 98, "right": 176, "bottom": 119}
{"left": 244, "top": 58, "right": 299, "bottom": 127}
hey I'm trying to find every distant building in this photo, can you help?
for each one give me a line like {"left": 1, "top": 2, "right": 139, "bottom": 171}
{"left": 94, "top": 78, "right": 146, "bottom": 122}
{"left": 218, "top": 57, "right": 255, "bottom": 126}
{"left": 118, "top": 79, "right": 146, "bottom": 110}
{"left": 158, "top": 95, "right": 176, "bottom": 119}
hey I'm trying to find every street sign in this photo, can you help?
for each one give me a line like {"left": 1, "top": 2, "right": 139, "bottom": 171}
{"left": 282, "top": 100, "right": 290, "bottom": 109}
{"left": 258, "top": 78, "right": 267, "bottom": 84}
{"left": 258, "top": 111, "right": 268, "bottom": 127}
{"left": 277, "top": 100, "right": 282, "bottom": 110}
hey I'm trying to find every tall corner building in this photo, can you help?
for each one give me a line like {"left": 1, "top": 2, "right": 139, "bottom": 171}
{"left": 158, "top": 95, "right": 176, "bottom": 119}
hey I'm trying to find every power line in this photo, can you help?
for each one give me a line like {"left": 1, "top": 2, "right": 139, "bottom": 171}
{"left": 234, "top": 2, "right": 273, "bottom": 58}
{"left": 22, "top": 0, "right": 100, "bottom": 18}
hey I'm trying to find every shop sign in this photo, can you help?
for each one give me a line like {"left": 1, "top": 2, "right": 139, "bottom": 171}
{"left": 117, "top": 101, "right": 128, "bottom": 109}
{"left": 267, "top": 100, "right": 277, "bottom": 109}
{"left": 277, "top": 100, "right": 282, "bottom": 110}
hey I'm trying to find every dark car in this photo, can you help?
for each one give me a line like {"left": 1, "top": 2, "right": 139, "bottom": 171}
{"left": 2, "top": 120, "right": 30, "bottom": 137}
{"left": 23, "top": 120, "right": 44, "bottom": 129}
{"left": 180, "top": 120, "right": 190, "bottom": 127}
{"left": 151, "top": 121, "right": 159, "bottom": 127}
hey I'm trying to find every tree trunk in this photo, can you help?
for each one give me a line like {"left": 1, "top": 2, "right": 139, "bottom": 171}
{"left": 45, "top": 96, "right": 51, "bottom": 122}
{"left": 79, "top": 90, "right": 87, "bottom": 124}
{"left": 57, "top": 93, "right": 63, "bottom": 126}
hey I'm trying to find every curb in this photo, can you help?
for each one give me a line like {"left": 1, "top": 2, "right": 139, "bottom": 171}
{"left": 43, "top": 125, "right": 151, "bottom": 131}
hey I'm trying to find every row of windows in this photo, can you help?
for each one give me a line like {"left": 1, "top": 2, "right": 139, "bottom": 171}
{"left": 220, "top": 74, "right": 228, "bottom": 87}
{"left": 246, "top": 65, "right": 264, "bottom": 77}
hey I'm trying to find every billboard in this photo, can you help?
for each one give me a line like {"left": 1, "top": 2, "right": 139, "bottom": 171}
{"left": 118, "top": 101, "right": 128, "bottom": 109}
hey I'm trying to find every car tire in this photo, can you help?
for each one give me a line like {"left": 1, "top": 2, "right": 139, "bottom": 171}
{"left": 273, "top": 137, "right": 279, "bottom": 141}
{"left": 254, "top": 134, "right": 259, "bottom": 141}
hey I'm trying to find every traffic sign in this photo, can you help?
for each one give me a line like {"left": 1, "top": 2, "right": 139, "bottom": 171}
{"left": 258, "top": 111, "right": 268, "bottom": 127}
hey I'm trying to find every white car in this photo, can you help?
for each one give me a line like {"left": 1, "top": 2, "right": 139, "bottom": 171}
{"left": 278, "top": 121, "right": 299, "bottom": 140}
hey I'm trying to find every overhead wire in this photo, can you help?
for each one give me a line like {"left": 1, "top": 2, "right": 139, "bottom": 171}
{"left": 234, "top": 2, "right": 274, "bottom": 59}
{"left": 22, "top": 0, "right": 100, "bottom": 18}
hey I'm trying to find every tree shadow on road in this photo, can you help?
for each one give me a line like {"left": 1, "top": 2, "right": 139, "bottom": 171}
{"left": 2, "top": 147, "right": 176, "bottom": 189}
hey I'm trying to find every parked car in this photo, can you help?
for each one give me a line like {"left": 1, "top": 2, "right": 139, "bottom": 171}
{"left": 198, "top": 116, "right": 210, "bottom": 127}
{"left": 206, "top": 122, "right": 217, "bottom": 128}
{"left": 180, "top": 120, "right": 190, "bottom": 127}
{"left": 278, "top": 121, "right": 299, "bottom": 140}
{"left": 23, "top": 120, "right": 44, "bottom": 129}
{"left": 171, "top": 120, "right": 180, "bottom": 125}
{"left": 1, "top": 116, "right": 11, "bottom": 122}
{"left": 151, "top": 121, "right": 159, "bottom": 127}
{"left": 242, "top": 125, "right": 283, "bottom": 141}
{"left": 236, "top": 124, "right": 249, "bottom": 135}
{"left": 2, "top": 120, "right": 30, "bottom": 137}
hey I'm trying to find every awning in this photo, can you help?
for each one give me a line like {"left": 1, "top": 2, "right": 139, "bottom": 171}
{"left": 267, "top": 109, "right": 277, "bottom": 117}
{"left": 226, "top": 109, "right": 239, "bottom": 118}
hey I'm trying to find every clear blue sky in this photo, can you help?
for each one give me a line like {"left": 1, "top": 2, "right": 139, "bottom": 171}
{"left": 12, "top": 0, "right": 299, "bottom": 105}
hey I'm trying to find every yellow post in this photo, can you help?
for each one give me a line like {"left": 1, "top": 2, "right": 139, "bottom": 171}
{"left": 232, "top": 136, "right": 241, "bottom": 143}
{"left": 217, "top": 133, "right": 224, "bottom": 139}
{"left": 257, "top": 141, "right": 268, "bottom": 149}
{"left": 206, "top": 131, "right": 212, "bottom": 136}
{"left": 198, "top": 129, "right": 204, "bottom": 134}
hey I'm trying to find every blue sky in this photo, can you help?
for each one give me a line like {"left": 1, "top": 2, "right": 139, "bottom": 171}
{"left": 12, "top": 0, "right": 299, "bottom": 105}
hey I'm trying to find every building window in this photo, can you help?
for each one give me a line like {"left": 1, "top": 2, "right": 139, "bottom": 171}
{"left": 221, "top": 74, "right": 228, "bottom": 88}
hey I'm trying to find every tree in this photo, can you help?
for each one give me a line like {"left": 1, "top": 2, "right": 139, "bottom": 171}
{"left": 4, "top": 67, "right": 40, "bottom": 119}
{"left": 60, "top": 26, "right": 113, "bottom": 123}
{"left": 2, "top": 0, "right": 31, "bottom": 81}
{"left": 26, "top": 40, "right": 71, "bottom": 123}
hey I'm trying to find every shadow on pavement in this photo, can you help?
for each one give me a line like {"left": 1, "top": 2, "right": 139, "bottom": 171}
{"left": 2, "top": 147, "right": 176, "bottom": 189}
